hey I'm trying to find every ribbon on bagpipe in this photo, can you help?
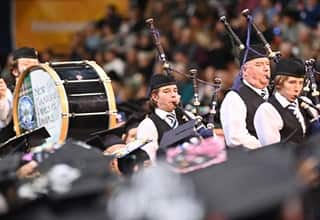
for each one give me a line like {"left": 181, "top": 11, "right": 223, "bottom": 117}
{"left": 241, "top": 9, "right": 281, "bottom": 64}
{"left": 219, "top": 9, "right": 281, "bottom": 90}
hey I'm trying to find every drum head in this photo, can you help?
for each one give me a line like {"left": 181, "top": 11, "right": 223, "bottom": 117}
{"left": 13, "top": 64, "right": 68, "bottom": 144}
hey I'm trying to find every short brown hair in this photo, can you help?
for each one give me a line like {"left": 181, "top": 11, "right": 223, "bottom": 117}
{"left": 9, "top": 60, "right": 18, "bottom": 72}
{"left": 149, "top": 88, "right": 159, "bottom": 109}
{"left": 274, "top": 75, "right": 290, "bottom": 90}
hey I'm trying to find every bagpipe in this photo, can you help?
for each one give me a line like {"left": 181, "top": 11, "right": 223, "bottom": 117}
{"left": 240, "top": 9, "right": 281, "bottom": 63}
{"left": 303, "top": 59, "right": 320, "bottom": 108}
{"left": 145, "top": 18, "right": 221, "bottom": 137}
{"left": 299, "top": 59, "right": 320, "bottom": 135}
{"left": 219, "top": 9, "right": 280, "bottom": 92}
{"left": 145, "top": 18, "right": 227, "bottom": 172}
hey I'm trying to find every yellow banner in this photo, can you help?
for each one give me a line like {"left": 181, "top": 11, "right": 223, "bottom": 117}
{"left": 14, "top": 0, "right": 129, "bottom": 53}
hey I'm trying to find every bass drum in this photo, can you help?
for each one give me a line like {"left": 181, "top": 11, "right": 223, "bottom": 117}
{"left": 13, "top": 60, "right": 117, "bottom": 144}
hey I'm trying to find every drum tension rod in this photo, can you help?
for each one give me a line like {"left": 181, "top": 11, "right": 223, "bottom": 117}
{"left": 68, "top": 93, "right": 105, "bottom": 97}
{"left": 62, "top": 79, "right": 102, "bottom": 84}
{"left": 62, "top": 111, "right": 117, "bottom": 118}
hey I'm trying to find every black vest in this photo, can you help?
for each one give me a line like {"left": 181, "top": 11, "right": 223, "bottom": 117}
{"left": 233, "top": 82, "right": 265, "bottom": 138}
{"left": 148, "top": 108, "right": 186, "bottom": 145}
{"left": 269, "top": 96, "right": 309, "bottom": 144}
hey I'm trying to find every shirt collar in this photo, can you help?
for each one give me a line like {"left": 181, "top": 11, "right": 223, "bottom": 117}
{"left": 274, "top": 92, "right": 297, "bottom": 108}
{"left": 243, "top": 79, "right": 268, "bottom": 97}
{"left": 155, "top": 108, "right": 175, "bottom": 120}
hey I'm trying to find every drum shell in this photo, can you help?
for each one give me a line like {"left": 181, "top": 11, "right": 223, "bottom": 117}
{"left": 13, "top": 61, "right": 117, "bottom": 143}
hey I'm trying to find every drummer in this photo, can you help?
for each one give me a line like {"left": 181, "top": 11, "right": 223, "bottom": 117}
{"left": 11, "top": 47, "right": 39, "bottom": 83}
{"left": 0, "top": 47, "right": 39, "bottom": 143}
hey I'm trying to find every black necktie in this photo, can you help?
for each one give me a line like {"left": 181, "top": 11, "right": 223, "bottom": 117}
{"left": 287, "top": 102, "right": 297, "bottom": 116}
{"left": 287, "top": 102, "right": 305, "bottom": 132}
{"left": 166, "top": 113, "right": 178, "bottom": 128}
{"left": 260, "top": 89, "right": 267, "bottom": 100}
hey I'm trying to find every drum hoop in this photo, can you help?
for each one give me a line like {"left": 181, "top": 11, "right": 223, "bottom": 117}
{"left": 13, "top": 63, "right": 70, "bottom": 144}
{"left": 13, "top": 65, "right": 35, "bottom": 135}
{"left": 86, "top": 61, "right": 118, "bottom": 128}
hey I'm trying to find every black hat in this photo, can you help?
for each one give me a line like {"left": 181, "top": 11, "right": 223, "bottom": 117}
{"left": 239, "top": 44, "right": 268, "bottom": 64}
{"left": 11, "top": 140, "right": 119, "bottom": 220}
{"left": 89, "top": 125, "right": 125, "bottom": 141}
{"left": 117, "top": 99, "right": 148, "bottom": 119}
{"left": 159, "top": 119, "right": 198, "bottom": 150}
{"left": 86, "top": 134, "right": 125, "bottom": 152}
{"left": 37, "top": 139, "right": 114, "bottom": 174}
{"left": 185, "top": 143, "right": 305, "bottom": 219}
{"left": 3, "top": 197, "right": 110, "bottom": 220}
{"left": 117, "top": 148, "right": 150, "bottom": 176}
{"left": 87, "top": 135, "right": 151, "bottom": 176}
{"left": 85, "top": 135, "right": 107, "bottom": 151}
{"left": 0, "top": 127, "right": 50, "bottom": 158}
{"left": 108, "top": 70, "right": 123, "bottom": 83}
{"left": 0, "top": 153, "right": 21, "bottom": 190}
{"left": 89, "top": 112, "right": 144, "bottom": 139}
{"left": 275, "top": 58, "right": 305, "bottom": 78}
{"left": 12, "top": 47, "right": 38, "bottom": 60}
{"left": 106, "top": 139, "right": 151, "bottom": 176}
{"left": 99, "top": 134, "right": 125, "bottom": 148}
{"left": 150, "top": 74, "right": 177, "bottom": 91}
{"left": 124, "top": 114, "right": 143, "bottom": 134}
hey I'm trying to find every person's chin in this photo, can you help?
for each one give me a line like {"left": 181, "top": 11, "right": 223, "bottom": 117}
{"left": 166, "top": 106, "right": 176, "bottom": 112}
{"left": 259, "top": 82, "right": 269, "bottom": 89}
{"left": 288, "top": 96, "right": 296, "bottom": 102}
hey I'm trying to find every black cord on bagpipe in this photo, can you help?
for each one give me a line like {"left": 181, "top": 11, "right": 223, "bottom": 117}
{"left": 145, "top": 18, "right": 221, "bottom": 90}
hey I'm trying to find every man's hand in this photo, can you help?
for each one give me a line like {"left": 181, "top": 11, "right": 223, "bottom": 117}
{"left": 0, "top": 79, "right": 7, "bottom": 99}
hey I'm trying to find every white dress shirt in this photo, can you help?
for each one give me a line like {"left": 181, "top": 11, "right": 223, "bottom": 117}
{"left": 0, "top": 89, "right": 13, "bottom": 129}
{"left": 136, "top": 108, "right": 177, "bottom": 161}
{"left": 243, "top": 80, "right": 269, "bottom": 100}
{"left": 254, "top": 92, "right": 308, "bottom": 146}
{"left": 220, "top": 80, "right": 267, "bottom": 149}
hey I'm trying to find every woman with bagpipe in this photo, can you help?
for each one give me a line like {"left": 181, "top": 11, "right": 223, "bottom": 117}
{"left": 253, "top": 58, "right": 320, "bottom": 146}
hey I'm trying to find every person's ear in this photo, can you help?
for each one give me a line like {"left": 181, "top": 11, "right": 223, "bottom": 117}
{"left": 12, "top": 68, "right": 19, "bottom": 77}
{"left": 151, "top": 93, "right": 159, "bottom": 102}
